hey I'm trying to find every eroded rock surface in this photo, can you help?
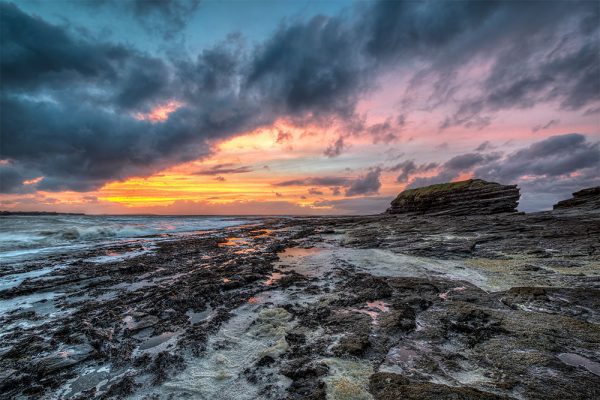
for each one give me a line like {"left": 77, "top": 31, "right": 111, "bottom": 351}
{"left": 1, "top": 210, "right": 599, "bottom": 399}
{"left": 553, "top": 186, "right": 600, "bottom": 212}
{"left": 386, "top": 179, "right": 520, "bottom": 216}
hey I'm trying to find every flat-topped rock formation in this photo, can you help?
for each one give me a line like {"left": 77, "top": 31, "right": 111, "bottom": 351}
{"left": 386, "top": 179, "right": 520, "bottom": 216}
{"left": 553, "top": 186, "right": 600, "bottom": 211}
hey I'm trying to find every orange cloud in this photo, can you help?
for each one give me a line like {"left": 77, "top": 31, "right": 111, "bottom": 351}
{"left": 134, "top": 100, "right": 183, "bottom": 123}
{"left": 23, "top": 176, "right": 43, "bottom": 185}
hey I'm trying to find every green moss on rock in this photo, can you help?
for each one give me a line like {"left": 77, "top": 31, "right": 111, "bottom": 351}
{"left": 392, "top": 179, "right": 486, "bottom": 204}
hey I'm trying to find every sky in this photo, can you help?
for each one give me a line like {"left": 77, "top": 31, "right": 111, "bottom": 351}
{"left": 0, "top": 0, "right": 599, "bottom": 215}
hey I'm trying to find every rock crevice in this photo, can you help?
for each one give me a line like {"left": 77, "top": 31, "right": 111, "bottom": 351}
{"left": 386, "top": 179, "right": 520, "bottom": 216}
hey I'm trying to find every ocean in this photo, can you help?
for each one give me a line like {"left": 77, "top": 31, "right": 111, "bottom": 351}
{"left": 0, "top": 215, "right": 254, "bottom": 264}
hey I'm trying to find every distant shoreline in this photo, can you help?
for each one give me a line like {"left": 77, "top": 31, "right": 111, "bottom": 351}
{"left": 0, "top": 211, "right": 86, "bottom": 216}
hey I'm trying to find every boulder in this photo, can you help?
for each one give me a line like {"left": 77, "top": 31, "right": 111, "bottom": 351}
{"left": 553, "top": 187, "right": 600, "bottom": 211}
{"left": 386, "top": 179, "right": 519, "bottom": 216}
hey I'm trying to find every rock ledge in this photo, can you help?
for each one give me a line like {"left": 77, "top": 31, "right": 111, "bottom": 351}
{"left": 553, "top": 187, "right": 600, "bottom": 211}
{"left": 386, "top": 179, "right": 520, "bottom": 216}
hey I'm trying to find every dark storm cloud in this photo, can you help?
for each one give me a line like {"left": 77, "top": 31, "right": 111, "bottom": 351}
{"left": 361, "top": 0, "right": 499, "bottom": 62}
{"left": 89, "top": 0, "right": 201, "bottom": 39}
{"left": 1, "top": 2, "right": 128, "bottom": 91}
{"left": 246, "top": 15, "right": 369, "bottom": 118}
{"left": 1, "top": 94, "right": 219, "bottom": 191}
{"left": 274, "top": 171, "right": 381, "bottom": 197}
{"left": 388, "top": 160, "right": 438, "bottom": 183}
{"left": 308, "top": 188, "right": 324, "bottom": 196}
{"left": 0, "top": 3, "right": 262, "bottom": 192}
{"left": 474, "top": 134, "right": 599, "bottom": 182}
{"left": 1, "top": 1, "right": 597, "bottom": 193}
{"left": 407, "top": 134, "right": 599, "bottom": 210}
{"left": 435, "top": 2, "right": 599, "bottom": 129}
{"left": 1, "top": 2, "right": 174, "bottom": 111}
{"left": 0, "top": 163, "right": 34, "bottom": 194}
{"left": 409, "top": 152, "right": 502, "bottom": 188}
{"left": 345, "top": 168, "right": 382, "bottom": 196}
{"left": 193, "top": 163, "right": 254, "bottom": 175}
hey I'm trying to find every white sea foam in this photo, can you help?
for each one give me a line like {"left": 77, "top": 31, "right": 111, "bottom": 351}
{"left": 0, "top": 215, "right": 253, "bottom": 263}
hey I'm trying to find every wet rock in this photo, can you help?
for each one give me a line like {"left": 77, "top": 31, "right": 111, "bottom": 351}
{"left": 149, "top": 351, "right": 185, "bottom": 385}
{"left": 277, "top": 271, "right": 308, "bottom": 287}
{"left": 379, "top": 306, "right": 416, "bottom": 333}
{"left": 256, "top": 355, "right": 275, "bottom": 366}
{"left": 369, "top": 372, "right": 508, "bottom": 399}
{"left": 2, "top": 209, "right": 599, "bottom": 399}
{"left": 124, "top": 315, "right": 159, "bottom": 331}
{"left": 442, "top": 305, "right": 506, "bottom": 347}
{"left": 325, "top": 311, "right": 372, "bottom": 336}
{"left": 281, "top": 358, "right": 328, "bottom": 400}
{"left": 99, "top": 375, "right": 138, "bottom": 399}
{"left": 36, "top": 343, "right": 94, "bottom": 372}
{"left": 332, "top": 334, "right": 370, "bottom": 356}
{"left": 345, "top": 274, "right": 393, "bottom": 302}
{"left": 386, "top": 179, "right": 520, "bottom": 216}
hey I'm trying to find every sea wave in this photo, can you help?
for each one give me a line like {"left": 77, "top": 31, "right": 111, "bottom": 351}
{"left": 0, "top": 215, "right": 253, "bottom": 263}
{"left": 38, "top": 226, "right": 152, "bottom": 241}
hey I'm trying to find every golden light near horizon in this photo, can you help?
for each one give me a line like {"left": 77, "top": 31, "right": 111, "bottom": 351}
{"left": 0, "top": 1, "right": 598, "bottom": 215}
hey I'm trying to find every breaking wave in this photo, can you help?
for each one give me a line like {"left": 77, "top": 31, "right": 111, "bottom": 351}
{"left": 0, "top": 215, "right": 252, "bottom": 263}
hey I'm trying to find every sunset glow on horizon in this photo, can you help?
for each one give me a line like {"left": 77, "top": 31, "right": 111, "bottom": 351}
{"left": 1, "top": 1, "right": 598, "bottom": 214}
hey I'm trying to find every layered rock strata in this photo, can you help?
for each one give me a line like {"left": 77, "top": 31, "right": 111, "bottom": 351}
{"left": 553, "top": 186, "right": 600, "bottom": 211}
{"left": 386, "top": 179, "right": 520, "bottom": 216}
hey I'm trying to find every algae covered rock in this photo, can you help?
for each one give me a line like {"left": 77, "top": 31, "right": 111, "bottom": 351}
{"left": 386, "top": 179, "right": 519, "bottom": 216}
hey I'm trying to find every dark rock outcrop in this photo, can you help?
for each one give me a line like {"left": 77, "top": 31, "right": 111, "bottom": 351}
{"left": 553, "top": 187, "right": 600, "bottom": 211}
{"left": 386, "top": 179, "right": 519, "bottom": 216}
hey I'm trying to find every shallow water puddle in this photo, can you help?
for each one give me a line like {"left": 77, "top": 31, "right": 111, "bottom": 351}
{"left": 386, "top": 346, "right": 418, "bottom": 364}
{"left": 218, "top": 237, "right": 248, "bottom": 247}
{"left": 0, "top": 266, "right": 61, "bottom": 291}
{"left": 277, "top": 246, "right": 501, "bottom": 291}
{"left": 160, "top": 303, "right": 294, "bottom": 399}
{"left": 0, "top": 291, "right": 61, "bottom": 315}
{"left": 276, "top": 247, "right": 337, "bottom": 277}
{"left": 137, "top": 331, "right": 179, "bottom": 352}
{"left": 248, "top": 229, "right": 273, "bottom": 238}
{"left": 378, "top": 340, "right": 434, "bottom": 376}
{"left": 158, "top": 286, "right": 326, "bottom": 399}
{"left": 558, "top": 353, "right": 600, "bottom": 376}
{"left": 351, "top": 301, "right": 390, "bottom": 324}
{"left": 187, "top": 305, "right": 213, "bottom": 324}
{"left": 218, "top": 236, "right": 256, "bottom": 255}
{"left": 264, "top": 271, "right": 284, "bottom": 285}
{"left": 84, "top": 248, "right": 153, "bottom": 264}
{"left": 56, "top": 365, "right": 113, "bottom": 398}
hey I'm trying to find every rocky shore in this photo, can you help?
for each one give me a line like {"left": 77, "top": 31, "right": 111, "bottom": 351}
{"left": 1, "top": 188, "right": 599, "bottom": 399}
